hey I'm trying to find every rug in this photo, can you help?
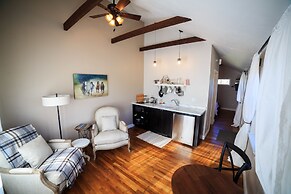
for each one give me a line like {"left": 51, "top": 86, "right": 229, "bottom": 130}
{"left": 216, "top": 130, "right": 237, "bottom": 144}
{"left": 137, "top": 131, "right": 172, "bottom": 148}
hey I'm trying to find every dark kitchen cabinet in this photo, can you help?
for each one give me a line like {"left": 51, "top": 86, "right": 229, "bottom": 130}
{"left": 133, "top": 104, "right": 150, "bottom": 129}
{"left": 133, "top": 104, "right": 173, "bottom": 138}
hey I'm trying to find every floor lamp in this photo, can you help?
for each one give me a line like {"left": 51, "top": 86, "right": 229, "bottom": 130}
{"left": 42, "top": 93, "right": 70, "bottom": 139}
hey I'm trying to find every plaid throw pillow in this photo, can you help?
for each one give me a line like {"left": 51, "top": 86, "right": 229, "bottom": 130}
{"left": 0, "top": 124, "right": 38, "bottom": 168}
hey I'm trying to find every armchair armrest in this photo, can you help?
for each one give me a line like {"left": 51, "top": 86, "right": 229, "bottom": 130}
{"left": 119, "top": 121, "right": 128, "bottom": 133}
{"left": 48, "top": 139, "right": 72, "bottom": 150}
{"left": 91, "top": 124, "right": 99, "bottom": 144}
{"left": 0, "top": 167, "right": 58, "bottom": 194}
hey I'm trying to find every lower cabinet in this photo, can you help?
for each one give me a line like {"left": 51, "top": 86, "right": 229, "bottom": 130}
{"left": 133, "top": 105, "right": 149, "bottom": 129}
{"left": 133, "top": 104, "right": 173, "bottom": 138}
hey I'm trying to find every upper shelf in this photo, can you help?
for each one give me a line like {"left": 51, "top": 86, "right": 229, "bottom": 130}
{"left": 155, "top": 83, "right": 186, "bottom": 87}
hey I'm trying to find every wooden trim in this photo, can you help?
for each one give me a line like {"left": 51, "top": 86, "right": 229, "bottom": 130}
{"left": 111, "top": 16, "right": 191, "bottom": 43}
{"left": 139, "top": 36, "right": 205, "bottom": 52}
{"left": 63, "top": 0, "right": 102, "bottom": 31}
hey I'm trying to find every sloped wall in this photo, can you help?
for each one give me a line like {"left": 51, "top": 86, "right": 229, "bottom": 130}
{"left": 0, "top": 0, "right": 144, "bottom": 139}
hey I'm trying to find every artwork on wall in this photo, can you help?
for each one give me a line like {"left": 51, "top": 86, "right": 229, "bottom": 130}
{"left": 73, "top": 73, "right": 108, "bottom": 99}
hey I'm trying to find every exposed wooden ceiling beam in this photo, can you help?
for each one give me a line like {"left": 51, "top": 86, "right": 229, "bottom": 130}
{"left": 139, "top": 36, "right": 205, "bottom": 52}
{"left": 63, "top": 0, "right": 102, "bottom": 31}
{"left": 111, "top": 16, "right": 192, "bottom": 44}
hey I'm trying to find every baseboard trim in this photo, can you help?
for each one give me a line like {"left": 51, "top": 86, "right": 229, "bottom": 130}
{"left": 127, "top": 124, "right": 135, "bottom": 128}
{"left": 220, "top": 107, "right": 236, "bottom": 112}
{"left": 200, "top": 126, "right": 210, "bottom": 140}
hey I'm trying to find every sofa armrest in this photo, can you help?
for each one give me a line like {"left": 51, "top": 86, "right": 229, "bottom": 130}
{"left": 0, "top": 167, "right": 58, "bottom": 194}
{"left": 119, "top": 121, "right": 128, "bottom": 133}
{"left": 48, "top": 139, "right": 72, "bottom": 150}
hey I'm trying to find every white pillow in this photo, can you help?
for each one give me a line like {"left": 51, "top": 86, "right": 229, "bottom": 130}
{"left": 101, "top": 116, "right": 117, "bottom": 131}
{"left": 18, "top": 135, "right": 53, "bottom": 168}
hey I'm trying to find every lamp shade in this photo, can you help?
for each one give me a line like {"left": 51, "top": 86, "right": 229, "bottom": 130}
{"left": 42, "top": 94, "right": 70, "bottom": 107}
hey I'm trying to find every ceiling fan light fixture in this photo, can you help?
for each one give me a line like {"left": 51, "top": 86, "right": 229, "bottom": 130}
{"left": 109, "top": 19, "right": 115, "bottom": 26}
{"left": 116, "top": 16, "right": 124, "bottom": 24}
{"left": 105, "top": 13, "right": 113, "bottom": 22}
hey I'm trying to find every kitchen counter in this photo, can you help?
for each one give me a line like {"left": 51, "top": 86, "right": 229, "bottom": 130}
{"left": 132, "top": 102, "right": 206, "bottom": 147}
{"left": 131, "top": 102, "right": 206, "bottom": 116}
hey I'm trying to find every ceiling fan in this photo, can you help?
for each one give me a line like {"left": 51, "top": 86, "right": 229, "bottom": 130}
{"left": 90, "top": 0, "right": 141, "bottom": 27}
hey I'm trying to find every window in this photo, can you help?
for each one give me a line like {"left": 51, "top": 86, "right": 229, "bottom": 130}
{"left": 218, "top": 79, "right": 230, "bottom": 85}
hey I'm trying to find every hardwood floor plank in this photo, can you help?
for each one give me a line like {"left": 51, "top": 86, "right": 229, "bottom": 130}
{"left": 65, "top": 110, "right": 241, "bottom": 194}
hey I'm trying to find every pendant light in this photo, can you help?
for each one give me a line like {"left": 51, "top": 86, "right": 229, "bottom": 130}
{"left": 153, "top": 29, "right": 157, "bottom": 67}
{"left": 177, "top": 30, "right": 183, "bottom": 64}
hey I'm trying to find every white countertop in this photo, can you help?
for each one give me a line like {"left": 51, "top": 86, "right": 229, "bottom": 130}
{"left": 132, "top": 102, "right": 206, "bottom": 116}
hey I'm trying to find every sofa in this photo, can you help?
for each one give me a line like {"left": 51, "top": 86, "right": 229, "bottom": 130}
{"left": 0, "top": 124, "right": 85, "bottom": 194}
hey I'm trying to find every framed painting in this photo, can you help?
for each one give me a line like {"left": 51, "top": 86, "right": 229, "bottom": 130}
{"left": 73, "top": 73, "right": 108, "bottom": 99}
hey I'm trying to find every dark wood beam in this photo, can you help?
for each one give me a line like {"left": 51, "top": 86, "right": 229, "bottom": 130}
{"left": 111, "top": 16, "right": 192, "bottom": 44}
{"left": 139, "top": 36, "right": 205, "bottom": 52}
{"left": 63, "top": 0, "right": 102, "bottom": 31}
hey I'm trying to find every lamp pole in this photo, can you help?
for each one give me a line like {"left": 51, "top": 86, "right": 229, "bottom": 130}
{"left": 55, "top": 93, "right": 63, "bottom": 139}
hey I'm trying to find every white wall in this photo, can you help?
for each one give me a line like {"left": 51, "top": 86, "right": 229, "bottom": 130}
{"left": 204, "top": 47, "right": 220, "bottom": 138}
{"left": 143, "top": 27, "right": 213, "bottom": 137}
{"left": 0, "top": 0, "right": 144, "bottom": 140}
{"left": 217, "top": 65, "right": 241, "bottom": 111}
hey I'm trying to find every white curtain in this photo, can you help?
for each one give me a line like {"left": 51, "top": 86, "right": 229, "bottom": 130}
{"left": 231, "top": 53, "right": 260, "bottom": 166}
{"left": 256, "top": 5, "right": 291, "bottom": 194}
{"left": 232, "top": 72, "right": 247, "bottom": 127}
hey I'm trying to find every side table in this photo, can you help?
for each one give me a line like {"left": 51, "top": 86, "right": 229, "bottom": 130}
{"left": 74, "top": 123, "right": 92, "bottom": 139}
{"left": 72, "top": 138, "right": 90, "bottom": 162}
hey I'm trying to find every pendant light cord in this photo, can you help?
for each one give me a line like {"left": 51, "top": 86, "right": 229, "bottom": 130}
{"left": 154, "top": 29, "right": 157, "bottom": 60}
{"left": 178, "top": 30, "right": 183, "bottom": 58}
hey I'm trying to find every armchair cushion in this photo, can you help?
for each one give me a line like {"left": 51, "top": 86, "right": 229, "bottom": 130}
{"left": 18, "top": 135, "right": 53, "bottom": 168}
{"left": 101, "top": 115, "right": 117, "bottom": 131}
{"left": 93, "top": 130, "right": 128, "bottom": 146}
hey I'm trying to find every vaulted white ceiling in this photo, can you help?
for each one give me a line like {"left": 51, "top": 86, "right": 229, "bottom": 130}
{"left": 124, "top": 0, "right": 290, "bottom": 70}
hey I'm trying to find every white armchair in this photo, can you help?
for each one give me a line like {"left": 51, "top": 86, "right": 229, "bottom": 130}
{"left": 91, "top": 106, "right": 130, "bottom": 160}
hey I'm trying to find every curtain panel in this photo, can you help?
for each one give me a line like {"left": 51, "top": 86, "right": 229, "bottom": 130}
{"left": 232, "top": 72, "right": 247, "bottom": 127}
{"left": 231, "top": 53, "right": 260, "bottom": 166}
{"left": 256, "top": 5, "right": 291, "bottom": 193}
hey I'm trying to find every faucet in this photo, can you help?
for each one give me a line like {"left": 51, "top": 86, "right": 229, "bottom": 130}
{"left": 171, "top": 99, "right": 180, "bottom": 106}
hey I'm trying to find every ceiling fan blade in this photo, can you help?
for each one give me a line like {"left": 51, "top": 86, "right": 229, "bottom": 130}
{"left": 116, "top": 0, "right": 131, "bottom": 11}
{"left": 119, "top": 12, "right": 141, "bottom": 21}
{"left": 97, "top": 3, "right": 109, "bottom": 11}
{"left": 90, "top": 13, "right": 107, "bottom": 19}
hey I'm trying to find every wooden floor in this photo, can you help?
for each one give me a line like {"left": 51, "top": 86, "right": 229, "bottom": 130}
{"left": 65, "top": 109, "right": 240, "bottom": 194}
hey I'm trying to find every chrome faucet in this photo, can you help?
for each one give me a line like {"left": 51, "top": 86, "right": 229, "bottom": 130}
{"left": 171, "top": 99, "right": 180, "bottom": 106}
